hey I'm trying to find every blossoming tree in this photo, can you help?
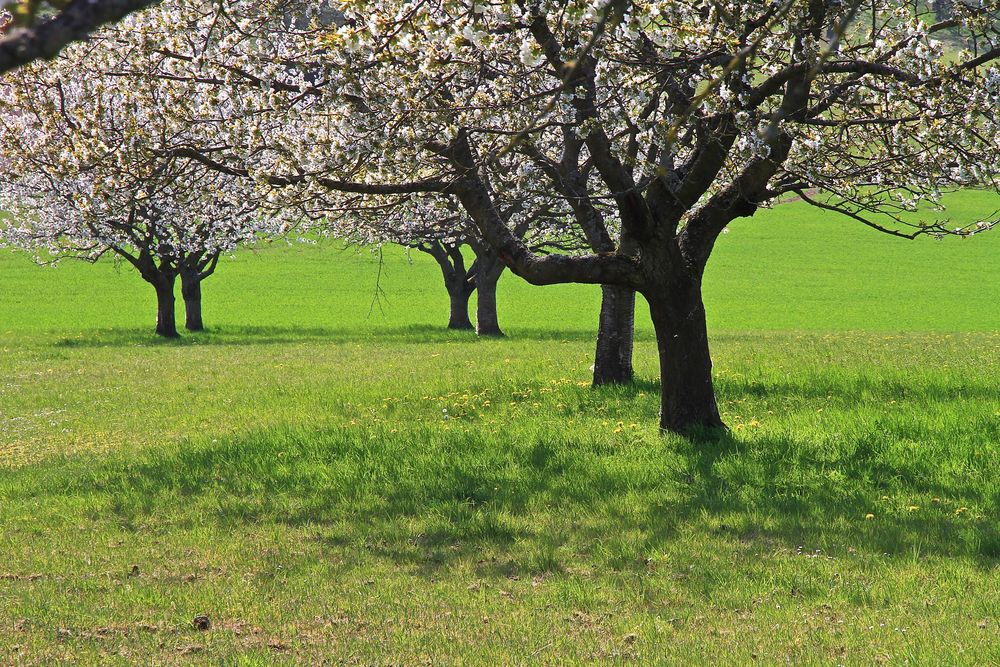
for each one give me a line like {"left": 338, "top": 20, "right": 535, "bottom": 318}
{"left": 88, "top": 0, "right": 639, "bottom": 382}
{"left": 95, "top": 0, "right": 1000, "bottom": 432}
{"left": 417, "top": 236, "right": 501, "bottom": 334}
{"left": 0, "top": 35, "right": 281, "bottom": 336}
{"left": 324, "top": 193, "right": 582, "bottom": 336}
{"left": 318, "top": 200, "right": 512, "bottom": 334}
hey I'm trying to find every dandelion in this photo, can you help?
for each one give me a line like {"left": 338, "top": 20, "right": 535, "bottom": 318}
{"left": 865, "top": 513, "right": 875, "bottom": 520}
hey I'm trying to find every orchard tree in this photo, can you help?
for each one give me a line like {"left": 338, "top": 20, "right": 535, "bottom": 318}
{"left": 113, "top": 0, "right": 1000, "bottom": 432}
{"left": 319, "top": 203, "right": 514, "bottom": 335}
{"left": 406, "top": 235, "right": 509, "bottom": 336}
{"left": 0, "top": 35, "right": 282, "bottom": 336}
{"left": 324, "top": 196, "right": 577, "bottom": 336}
{"left": 418, "top": 236, "right": 492, "bottom": 332}
{"left": 97, "top": 0, "right": 638, "bottom": 383}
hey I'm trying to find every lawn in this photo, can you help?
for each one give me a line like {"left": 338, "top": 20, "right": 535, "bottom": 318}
{"left": 1, "top": 193, "right": 999, "bottom": 664}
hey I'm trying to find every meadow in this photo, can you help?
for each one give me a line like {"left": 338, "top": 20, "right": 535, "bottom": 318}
{"left": 1, "top": 195, "right": 999, "bottom": 664}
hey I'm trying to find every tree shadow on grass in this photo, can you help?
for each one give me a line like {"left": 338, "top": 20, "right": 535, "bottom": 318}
{"left": 43, "top": 324, "right": 653, "bottom": 348}
{"left": 9, "top": 391, "right": 999, "bottom": 585}
{"left": 618, "top": 373, "right": 1000, "bottom": 406}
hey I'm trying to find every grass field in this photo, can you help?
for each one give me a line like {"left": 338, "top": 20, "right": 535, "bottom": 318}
{"left": 1, "top": 194, "right": 999, "bottom": 664}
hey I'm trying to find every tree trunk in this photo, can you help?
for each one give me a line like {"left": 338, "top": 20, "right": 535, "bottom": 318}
{"left": 646, "top": 279, "right": 724, "bottom": 434}
{"left": 418, "top": 241, "right": 477, "bottom": 332}
{"left": 933, "top": 0, "right": 952, "bottom": 20}
{"left": 475, "top": 265, "right": 504, "bottom": 337}
{"left": 180, "top": 270, "right": 204, "bottom": 332}
{"left": 447, "top": 281, "right": 474, "bottom": 330}
{"left": 154, "top": 276, "right": 179, "bottom": 338}
{"left": 592, "top": 284, "right": 636, "bottom": 386}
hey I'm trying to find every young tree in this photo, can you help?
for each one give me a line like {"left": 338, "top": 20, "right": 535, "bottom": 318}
{"left": 111, "top": 0, "right": 1000, "bottom": 432}
{"left": 0, "top": 36, "right": 279, "bottom": 336}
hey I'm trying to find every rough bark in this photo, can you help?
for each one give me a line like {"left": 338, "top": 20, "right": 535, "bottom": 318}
{"left": 180, "top": 269, "right": 204, "bottom": 331}
{"left": 470, "top": 242, "right": 507, "bottom": 336}
{"left": 447, "top": 281, "right": 474, "bottom": 330}
{"left": 592, "top": 284, "right": 635, "bottom": 386}
{"left": 473, "top": 250, "right": 505, "bottom": 337}
{"left": 153, "top": 275, "right": 179, "bottom": 338}
{"left": 646, "top": 278, "right": 724, "bottom": 435}
{"left": 418, "top": 241, "right": 476, "bottom": 330}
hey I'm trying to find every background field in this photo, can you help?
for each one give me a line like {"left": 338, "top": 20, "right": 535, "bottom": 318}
{"left": 1, "top": 194, "right": 999, "bottom": 664}
{"left": 3, "top": 194, "right": 1000, "bottom": 336}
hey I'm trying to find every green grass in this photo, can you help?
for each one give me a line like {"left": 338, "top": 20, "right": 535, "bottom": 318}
{"left": 1, "top": 193, "right": 1000, "bottom": 664}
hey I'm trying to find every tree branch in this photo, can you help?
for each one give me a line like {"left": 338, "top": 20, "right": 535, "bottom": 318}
{"left": 0, "top": 0, "right": 161, "bottom": 74}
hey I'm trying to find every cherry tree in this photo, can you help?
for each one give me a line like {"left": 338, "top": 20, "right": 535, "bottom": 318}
{"left": 313, "top": 198, "right": 508, "bottom": 334}
{"left": 0, "top": 34, "right": 282, "bottom": 336}
{"left": 418, "top": 235, "right": 499, "bottom": 334}
{"left": 83, "top": 0, "right": 637, "bottom": 382}
{"left": 99, "top": 0, "right": 1000, "bottom": 432}
{"left": 380, "top": 226, "right": 511, "bottom": 336}
{"left": 323, "top": 194, "right": 581, "bottom": 336}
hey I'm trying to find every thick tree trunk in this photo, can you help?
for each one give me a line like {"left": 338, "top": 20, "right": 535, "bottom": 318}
{"left": 154, "top": 276, "right": 179, "bottom": 338}
{"left": 180, "top": 270, "right": 204, "bottom": 332}
{"left": 475, "top": 265, "right": 504, "bottom": 337}
{"left": 446, "top": 280, "right": 474, "bottom": 330}
{"left": 592, "top": 284, "right": 636, "bottom": 386}
{"left": 647, "top": 280, "right": 724, "bottom": 434}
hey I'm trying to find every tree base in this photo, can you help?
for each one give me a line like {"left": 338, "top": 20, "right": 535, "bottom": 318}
{"left": 659, "top": 415, "right": 727, "bottom": 438}
{"left": 591, "top": 367, "right": 633, "bottom": 387}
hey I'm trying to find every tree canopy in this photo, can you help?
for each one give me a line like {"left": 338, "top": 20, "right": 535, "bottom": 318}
{"left": 0, "top": 32, "right": 283, "bottom": 335}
